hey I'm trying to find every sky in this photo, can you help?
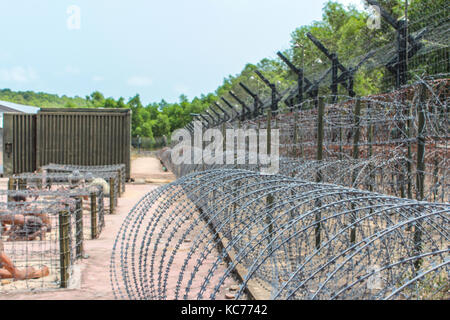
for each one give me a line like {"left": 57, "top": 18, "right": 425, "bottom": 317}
{"left": 0, "top": 0, "right": 365, "bottom": 105}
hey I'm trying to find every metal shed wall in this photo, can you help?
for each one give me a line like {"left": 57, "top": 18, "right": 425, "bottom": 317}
{"left": 3, "top": 113, "right": 37, "bottom": 174}
{"left": 3, "top": 108, "right": 131, "bottom": 179}
{"left": 37, "top": 109, "right": 131, "bottom": 179}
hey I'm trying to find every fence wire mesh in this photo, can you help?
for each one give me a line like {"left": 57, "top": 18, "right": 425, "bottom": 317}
{"left": 1, "top": 191, "right": 82, "bottom": 292}
{"left": 12, "top": 171, "right": 120, "bottom": 214}
{"left": 41, "top": 163, "right": 126, "bottom": 194}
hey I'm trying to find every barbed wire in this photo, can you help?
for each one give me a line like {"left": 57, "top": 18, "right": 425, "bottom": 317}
{"left": 110, "top": 1, "right": 449, "bottom": 300}
{"left": 111, "top": 169, "right": 448, "bottom": 300}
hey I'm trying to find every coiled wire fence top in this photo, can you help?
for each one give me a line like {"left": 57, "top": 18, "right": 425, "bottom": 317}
{"left": 41, "top": 163, "right": 126, "bottom": 194}
{"left": 111, "top": 169, "right": 449, "bottom": 300}
{"left": 12, "top": 171, "right": 119, "bottom": 211}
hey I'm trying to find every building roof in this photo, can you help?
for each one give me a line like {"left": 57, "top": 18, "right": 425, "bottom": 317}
{"left": 0, "top": 100, "right": 40, "bottom": 114}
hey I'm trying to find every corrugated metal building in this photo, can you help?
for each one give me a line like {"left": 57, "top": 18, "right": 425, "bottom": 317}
{"left": 2, "top": 108, "right": 131, "bottom": 179}
{"left": 0, "top": 100, "right": 40, "bottom": 128}
{"left": 0, "top": 101, "right": 40, "bottom": 174}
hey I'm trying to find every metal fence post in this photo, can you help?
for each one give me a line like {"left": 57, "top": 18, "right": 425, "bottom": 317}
{"left": 414, "top": 83, "right": 427, "bottom": 270}
{"left": 350, "top": 99, "right": 362, "bottom": 243}
{"left": 367, "top": 102, "right": 374, "bottom": 192}
{"left": 59, "top": 209, "right": 70, "bottom": 288}
{"left": 265, "top": 110, "right": 274, "bottom": 241}
{"left": 416, "top": 84, "right": 426, "bottom": 201}
{"left": 117, "top": 170, "right": 122, "bottom": 197}
{"left": 7, "top": 178, "right": 15, "bottom": 203}
{"left": 293, "top": 112, "right": 298, "bottom": 158}
{"left": 316, "top": 97, "right": 324, "bottom": 181}
{"left": 267, "top": 111, "right": 272, "bottom": 156}
{"left": 75, "top": 197, "right": 83, "bottom": 259}
{"left": 90, "top": 192, "right": 98, "bottom": 239}
{"left": 109, "top": 177, "right": 116, "bottom": 214}
{"left": 315, "top": 97, "right": 325, "bottom": 249}
{"left": 222, "top": 123, "right": 226, "bottom": 153}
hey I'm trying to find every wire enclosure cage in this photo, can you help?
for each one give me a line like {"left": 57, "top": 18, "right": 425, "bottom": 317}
{"left": 11, "top": 171, "right": 120, "bottom": 215}
{"left": 0, "top": 162, "right": 128, "bottom": 294}
{"left": 41, "top": 164, "right": 126, "bottom": 194}
{"left": 7, "top": 186, "right": 105, "bottom": 242}
{"left": 1, "top": 191, "right": 82, "bottom": 293}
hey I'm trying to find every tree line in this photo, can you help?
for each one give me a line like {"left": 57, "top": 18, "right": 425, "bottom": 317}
{"left": 0, "top": 0, "right": 446, "bottom": 142}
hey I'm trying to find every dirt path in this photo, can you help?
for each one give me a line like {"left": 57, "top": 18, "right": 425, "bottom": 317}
{"left": 131, "top": 156, "right": 175, "bottom": 182}
{"left": 0, "top": 157, "right": 172, "bottom": 300}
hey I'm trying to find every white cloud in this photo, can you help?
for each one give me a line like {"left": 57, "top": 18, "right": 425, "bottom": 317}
{"left": 0, "top": 66, "right": 38, "bottom": 83}
{"left": 67, "top": 5, "right": 81, "bottom": 30}
{"left": 127, "top": 76, "right": 153, "bottom": 87}
{"left": 92, "top": 75, "right": 104, "bottom": 82}
{"left": 65, "top": 65, "right": 81, "bottom": 75}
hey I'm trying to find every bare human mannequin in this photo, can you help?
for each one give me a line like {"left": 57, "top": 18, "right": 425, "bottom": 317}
{"left": 1, "top": 195, "right": 52, "bottom": 241}
{"left": 0, "top": 240, "right": 50, "bottom": 280}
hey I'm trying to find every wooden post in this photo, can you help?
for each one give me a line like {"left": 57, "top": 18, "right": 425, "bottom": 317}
{"left": 350, "top": 99, "right": 362, "bottom": 243}
{"left": 59, "top": 209, "right": 70, "bottom": 288}
{"left": 75, "top": 197, "right": 83, "bottom": 259}
{"left": 315, "top": 97, "right": 325, "bottom": 249}
{"left": 109, "top": 178, "right": 115, "bottom": 214}
{"left": 90, "top": 192, "right": 98, "bottom": 239}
